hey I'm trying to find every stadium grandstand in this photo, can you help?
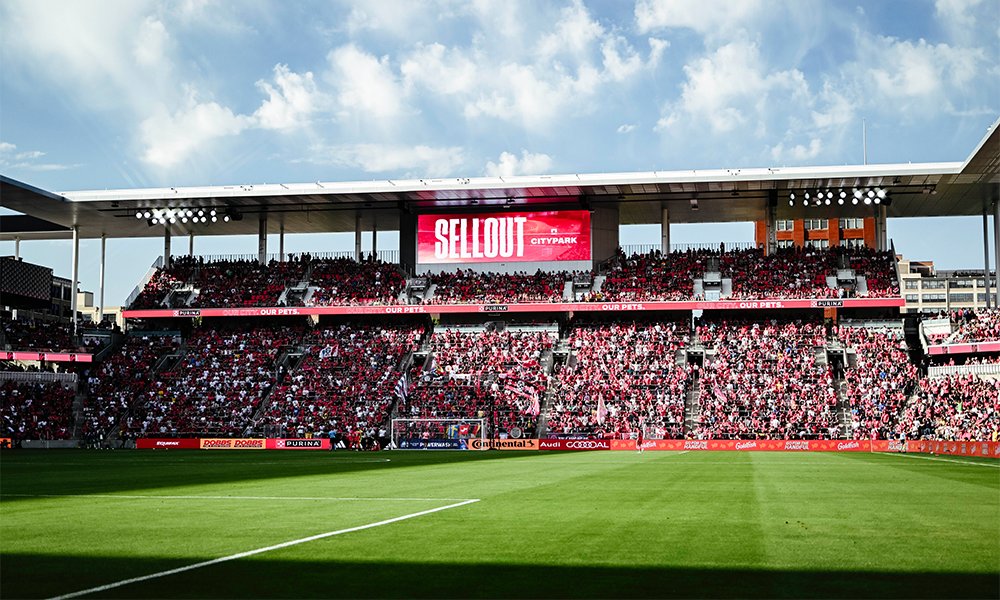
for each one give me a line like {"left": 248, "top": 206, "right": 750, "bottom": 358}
{"left": 0, "top": 120, "right": 998, "bottom": 451}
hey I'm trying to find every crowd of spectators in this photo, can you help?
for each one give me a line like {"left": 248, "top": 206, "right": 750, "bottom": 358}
{"left": 404, "top": 328, "right": 554, "bottom": 436}
{"left": 846, "top": 248, "right": 900, "bottom": 297}
{"left": 901, "top": 374, "right": 999, "bottom": 441}
{"left": 694, "top": 320, "right": 838, "bottom": 439}
{"left": 127, "top": 326, "right": 300, "bottom": 437}
{"left": 82, "top": 333, "right": 179, "bottom": 442}
{"left": 261, "top": 324, "right": 424, "bottom": 444}
{"left": 307, "top": 258, "right": 407, "bottom": 306}
{"left": 597, "top": 250, "right": 702, "bottom": 302}
{"left": 932, "top": 309, "right": 1000, "bottom": 345}
{"left": 426, "top": 270, "right": 568, "bottom": 304}
{"left": 723, "top": 249, "right": 839, "bottom": 300}
{"left": 2, "top": 318, "right": 80, "bottom": 352}
{"left": 838, "top": 326, "right": 918, "bottom": 440}
{"left": 1, "top": 379, "right": 76, "bottom": 440}
{"left": 127, "top": 245, "right": 901, "bottom": 309}
{"left": 547, "top": 321, "right": 691, "bottom": 438}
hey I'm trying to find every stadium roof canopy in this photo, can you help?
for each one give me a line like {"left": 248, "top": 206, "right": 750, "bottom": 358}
{"left": 1, "top": 118, "right": 997, "bottom": 241}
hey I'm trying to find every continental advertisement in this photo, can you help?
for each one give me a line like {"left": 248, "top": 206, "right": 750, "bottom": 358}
{"left": 468, "top": 439, "right": 540, "bottom": 451}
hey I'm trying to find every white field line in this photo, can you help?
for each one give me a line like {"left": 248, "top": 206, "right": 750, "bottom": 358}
{"left": 875, "top": 452, "right": 1000, "bottom": 468}
{"left": 48, "top": 498, "right": 480, "bottom": 600}
{"left": 1, "top": 493, "right": 472, "bottom": 501}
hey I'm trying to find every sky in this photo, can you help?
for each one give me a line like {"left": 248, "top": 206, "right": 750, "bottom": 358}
{"left": 0, "top": 0, "right": 998, "bottom": 306}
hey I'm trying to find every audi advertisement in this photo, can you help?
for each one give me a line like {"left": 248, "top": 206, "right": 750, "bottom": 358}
{"left": 416, "top": 210, "right": 591, "bottom": 264}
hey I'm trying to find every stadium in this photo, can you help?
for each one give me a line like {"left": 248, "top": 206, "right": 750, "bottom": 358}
{"left": 1, "top": 3, "right": 999, "bottom": 597}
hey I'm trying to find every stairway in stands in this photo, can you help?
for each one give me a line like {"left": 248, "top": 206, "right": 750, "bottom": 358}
{"left": 536, "top": 331, "right": 571, "bottom": 438}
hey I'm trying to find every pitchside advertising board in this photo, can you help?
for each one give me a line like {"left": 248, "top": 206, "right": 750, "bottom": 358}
{"left": 136, "top": 438, "right": 331, "bottom": 450}
{"left": 416, "top": 211, "right": 591, "bottom": 264}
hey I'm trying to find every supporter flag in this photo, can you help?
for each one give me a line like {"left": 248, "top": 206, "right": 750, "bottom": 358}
{"left": 596, "top": 394, "right": 607, "bottom": 425}
{"left": 529, "top": 392, "right": 540, "bottom": 416}
{"left": 319, "top": 345, "right": 333, "bottom": 359}
{"left": 395, "top": 371, "right": 410, "bottom": 403}
{"left": 459, "top": 423, "right": 470, "bottom": 436}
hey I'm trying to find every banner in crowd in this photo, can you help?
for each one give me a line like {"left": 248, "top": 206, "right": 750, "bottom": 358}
{"left": 136, "top": 438, "right": 201, "bottom": 449}
{"left": 122, "top": 297, "right": 905, "bottom": 319}
{"left": 468, "top": 439, "right": 539, "bottom": 450}
{"left": 416, "top": 211, "right": 591, "bottom": 264}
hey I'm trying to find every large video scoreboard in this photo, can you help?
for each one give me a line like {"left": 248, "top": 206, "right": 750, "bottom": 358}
{"left": 416, "top": 210, "right": 591, "bottom": 265}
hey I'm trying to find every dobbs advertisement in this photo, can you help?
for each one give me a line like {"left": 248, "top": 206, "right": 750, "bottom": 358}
{"left": 199, "top": 438, "right": 266, "bottom": 450}
{"left": 417, "top": 211, "right": 591, "bottom": 264}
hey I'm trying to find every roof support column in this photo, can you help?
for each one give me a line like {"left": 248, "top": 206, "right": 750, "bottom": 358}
{"left": 874, "top": 205, "right": 888, "bottom": 251}
{"left": 993, "top": 197, "right": 999, "bottom": 307}
{"left": 14, "top": 237, "right": 20, "bottom": 260}
{"left": 258, "top": 212, "right": 268, "bottom": 265}
{"left": 163, "top": 226, "right": 171, "bottom": 269}
{"left": 355, "top": 213, "right": 362, "bottom": 261}
{"left": 983, "top": 205, "right": 992, "bottom": 309}
{"left": 765, "top": 191, "right": 777, "bottom": 256}
{"left": 70, "top": 226, "right": 79, "bottom": 334}
{"left": 279, "top": 223, "right": 285, "bottom": 263}
{"left": 188, "top": 232, "right": 194, "bottom": 257}
{"left": 660, "top": 207, "right": 670, "bottom": 254}
{"left": 372, "top": 218, "right": 378, "bottom": 260}
{"left": 98, "top": 234, "right": 106, "bottom": 324}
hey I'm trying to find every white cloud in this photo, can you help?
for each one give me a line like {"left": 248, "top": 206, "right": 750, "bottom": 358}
{"left": 935, "top": 0, "right": 984, "bottom": 31}
{"left": 617, "top": 124, "right": 636, "bottom": 133}
{"left": 657, "top": 39, "right": 808, "bottom": 134}
{"left": 484, "top": 150, "right": 553, "bottom": 177}
{"left": 601, "top": 37, "right": 643, "bottom": 82}
{"left": 311, "top": 143, "right": 465, "bottom": 176}
{"left": 537, "top": 0, "right": 604, "bottom": 61}
{"left": 401, "top": 43, "right": 478, "bottom": 96}
{"left": 327, "top": 44, "right": 405, "bottom": 120}
{"left": 811, "top": 85, "right": 854, "bottom": 129}
{"left": 133, "top": 16, "right": 171, "bottom": 68}
{"left": 647, "top": 37, "right": 670, "bottom": 68}
{"left": 140, "top": 93, "right": 252, "bottom": 169}
{"left": 0, "top": 141, "right": 77, "bottom": 171}
{"left": 770, "top": 138, "right": 822, "bottom": 162}
{"left": 635, "top": 0, "right": 764, "bottom": 37}
{"left": 253, "top": 64, "right": 322, "bottom": 130}
{"left": 397, "top": 1, "right": 662, "bottom": 129}
{"left": 863, "top": 36, "right": 982, "bottom": 99}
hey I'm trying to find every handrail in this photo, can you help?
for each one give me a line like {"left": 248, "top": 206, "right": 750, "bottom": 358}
{"left": 928, "top": 363, "right": 1000, "bottom": 378}
{"left": 0, "top": 371, "right": 78, "bottom": 386}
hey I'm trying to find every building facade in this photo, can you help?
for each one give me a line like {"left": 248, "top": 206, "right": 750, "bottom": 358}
{"left": 755, "top": 217, "right": 876, "bottom": 250}
{"left": 897, "top": 256, "right": 998, "bottom": 314}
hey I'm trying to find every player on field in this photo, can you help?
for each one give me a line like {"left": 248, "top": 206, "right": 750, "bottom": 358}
{"left": 636, "top": 421, "right": 645, "bottom": 454}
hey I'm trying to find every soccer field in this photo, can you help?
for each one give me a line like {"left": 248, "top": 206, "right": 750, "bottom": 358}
{"left": 1, "top": 450, "right": 997, "bottom": 599}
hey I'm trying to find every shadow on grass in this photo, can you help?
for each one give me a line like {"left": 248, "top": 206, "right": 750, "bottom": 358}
{"left": 0, "top": 449, "right": 563, "bottom": 500}
{"left": 2, "top": 553, "right": 996, "bottom": 599}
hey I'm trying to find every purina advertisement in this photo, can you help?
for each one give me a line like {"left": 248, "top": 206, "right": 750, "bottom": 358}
{"left": 416, "top": 211, "right": 591, "bottom": 264}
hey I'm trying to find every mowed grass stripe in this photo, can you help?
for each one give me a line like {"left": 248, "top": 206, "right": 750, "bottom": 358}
{"left": 1, "top": 450, "right": 997, "bottom": 599}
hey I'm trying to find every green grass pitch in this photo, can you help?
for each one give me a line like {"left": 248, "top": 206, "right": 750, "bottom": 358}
{"left": 1, "top": 450, "right": 997, "bottom": 599}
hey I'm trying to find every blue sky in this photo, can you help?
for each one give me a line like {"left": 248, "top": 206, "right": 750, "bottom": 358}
{"left": 0, "top": 0, "right": 998, "bottom": 305}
